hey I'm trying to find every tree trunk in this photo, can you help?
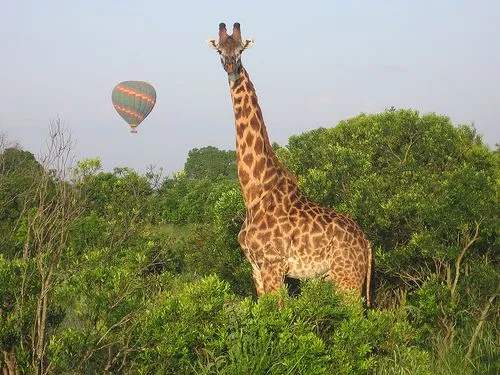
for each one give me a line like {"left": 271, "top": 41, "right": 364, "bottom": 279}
{"left": 466, "top": 293, "right": 497, "bottom": 360}
{"left": 1, "top": 351, "right": 17, "bottom": 375}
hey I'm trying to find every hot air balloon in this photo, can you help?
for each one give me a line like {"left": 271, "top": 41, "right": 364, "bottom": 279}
{"left": 111, "top": 81, "right": 156, "bottom": 133}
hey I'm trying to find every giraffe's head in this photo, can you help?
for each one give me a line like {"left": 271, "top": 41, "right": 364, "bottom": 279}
{"left": 207, "top": 22, "right": 254, "bottom": 81}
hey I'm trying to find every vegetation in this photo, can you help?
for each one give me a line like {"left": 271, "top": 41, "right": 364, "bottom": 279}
{"left": 0, "top": 109, "right": 498, "bottom": 374}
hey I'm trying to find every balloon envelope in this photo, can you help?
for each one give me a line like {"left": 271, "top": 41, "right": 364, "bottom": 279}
{"left": 112, "top": 81, "right": 156, "bottom": 133}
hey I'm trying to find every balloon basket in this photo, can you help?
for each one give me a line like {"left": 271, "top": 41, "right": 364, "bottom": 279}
{"left": 130, "top": 127, "right": 138, "bottom": 134}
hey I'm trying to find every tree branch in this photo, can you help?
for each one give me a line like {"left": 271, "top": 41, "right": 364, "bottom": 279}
{"left": 466, "top": 292, "right": 497, "bottom": 360}
{"left": 451, "top": 219, "right": 482, "bottom": 298}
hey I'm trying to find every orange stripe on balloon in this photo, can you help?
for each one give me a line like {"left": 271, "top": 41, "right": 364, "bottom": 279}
{"left": 115, "top": 85, "right": 156, "bottom": 105}
{"left": 113, "top": 104, "right": 145, "bottom": 121}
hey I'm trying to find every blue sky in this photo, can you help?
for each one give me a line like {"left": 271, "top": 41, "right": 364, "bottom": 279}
{"left": 1, "top": 1, "right": 499, "bottom": 174}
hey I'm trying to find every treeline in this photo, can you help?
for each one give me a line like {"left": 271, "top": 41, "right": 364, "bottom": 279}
{"left": 0, "top": 109, "right": 498, "bottom": 374}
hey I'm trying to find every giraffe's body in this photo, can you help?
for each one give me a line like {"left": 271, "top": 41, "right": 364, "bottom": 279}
{"left": 209, "top": 23, "right": 372, "bottom": 305}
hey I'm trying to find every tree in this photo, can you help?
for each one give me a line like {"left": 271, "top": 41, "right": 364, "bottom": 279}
{"left": 74, "top": 164, "right": 154, "bottom": 248}
{"left": 1, "top": 119, "right": 83, "bottom": 374}
{"left": 0, "top": 147, "right": 44, "bottom": 258}
{"left": 278, "top": 109, "right": 499, "bottom": 350}
{"left": 184, "top": 146, "right": 237, "bottom": 180}
{"left": 158, "top": 170, "right": 239, "bottom": 225}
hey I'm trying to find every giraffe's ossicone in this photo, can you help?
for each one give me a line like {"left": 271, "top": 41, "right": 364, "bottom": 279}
{"left": 208, "top": 23, "right": 372, "bottom": 306}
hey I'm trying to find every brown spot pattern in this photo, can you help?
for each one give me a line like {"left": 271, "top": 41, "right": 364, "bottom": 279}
{"left": 243, "top": 153, "right": 254, "bottom": 167}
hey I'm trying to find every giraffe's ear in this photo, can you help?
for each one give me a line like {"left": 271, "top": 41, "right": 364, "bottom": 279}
{"left": 243, "top": 39, "right": 254, "bottom": 50}
{"left": 206, "top": 39, "right": 219, "bottom": 50}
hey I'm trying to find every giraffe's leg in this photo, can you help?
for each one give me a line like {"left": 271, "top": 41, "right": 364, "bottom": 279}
{"left": 251, "top": 264, "right": 264, "bottom": 297}
{"left": 238, "top": 223, "right": 266, "bottom": 296}
{"left": 260, "top": 257, "right": 286, "bottom": 294}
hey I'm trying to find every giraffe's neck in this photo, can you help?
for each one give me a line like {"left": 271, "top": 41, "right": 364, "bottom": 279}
{"left": 229, "top": 67, "right": 287, "bottom": 207}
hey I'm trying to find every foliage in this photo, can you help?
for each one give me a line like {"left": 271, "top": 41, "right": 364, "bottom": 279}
{"left": 0, "top": 110, "right": 498, "bottom": 374}
{"left": 184, "top": 146, "right": 237, "bottom": 180}
{"left": 0, "top": 147, "right": 43, "bottom": 257}
{"left": 158, "top": 173, "right": 240, "bottom": 225}
{"left": 193, "top": 279, "right": 432, "bottom": 375}
{"left": 280, "top": 109, "right": 498, "bottom": 300}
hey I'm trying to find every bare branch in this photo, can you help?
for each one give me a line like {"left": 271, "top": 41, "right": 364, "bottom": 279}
{"left": 17, "top": 118, "right": 83, "bottom": 374}
{"left": 451, "top": 219, "right": 483, "bottom": 298}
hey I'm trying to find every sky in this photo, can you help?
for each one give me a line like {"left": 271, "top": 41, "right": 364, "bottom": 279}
{"left": 1, "top": 0, "right": 499, "bottom": 175}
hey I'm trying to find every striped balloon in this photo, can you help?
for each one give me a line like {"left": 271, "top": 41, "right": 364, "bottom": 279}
{"left": 112, "top": 81, "right": 157, "bottom": 133}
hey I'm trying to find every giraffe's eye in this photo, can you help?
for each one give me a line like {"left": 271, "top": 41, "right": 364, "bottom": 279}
{"left": 217, "top": 50, "right": 222, "bottom": 55}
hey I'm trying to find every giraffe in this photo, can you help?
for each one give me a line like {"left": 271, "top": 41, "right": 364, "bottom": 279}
{"left": 208, "top": 23, "right": 372, "bottom": 305}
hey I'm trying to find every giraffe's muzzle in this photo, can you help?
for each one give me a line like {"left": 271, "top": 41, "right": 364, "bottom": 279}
{"left": 222, "top": 60, "right": 242, "bottom": 81}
